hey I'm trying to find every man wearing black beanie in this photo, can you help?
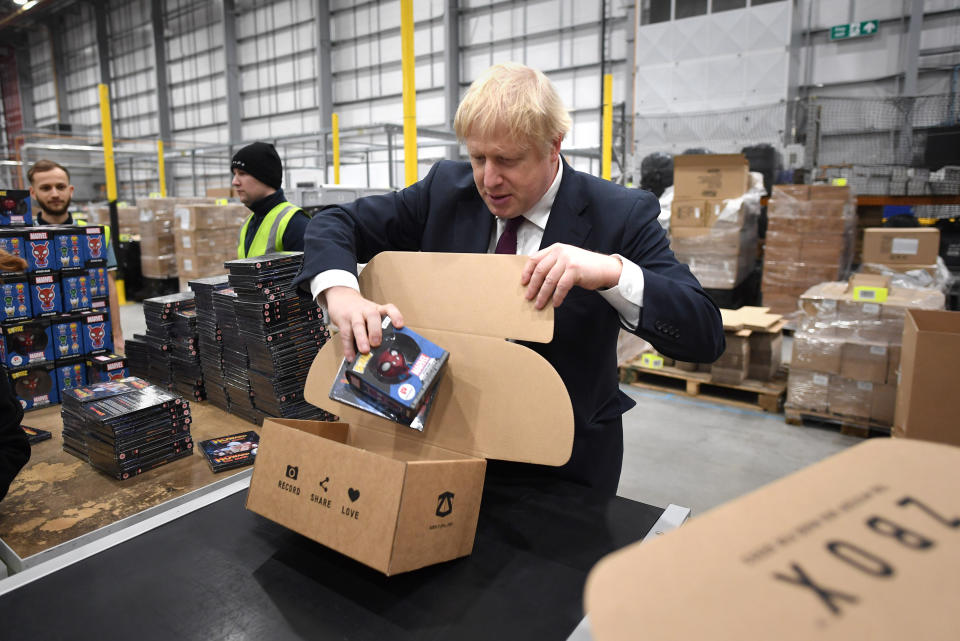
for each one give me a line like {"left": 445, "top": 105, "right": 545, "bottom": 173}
{"left": 231, "top": 141, "right": 310, "bottom": 258}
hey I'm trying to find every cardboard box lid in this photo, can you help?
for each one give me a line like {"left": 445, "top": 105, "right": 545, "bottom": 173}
{"left": 720, "top": 306, "right": 783, "bottom": 332}
{"left": 585, "top": 439, "right": 960, "bottom": 641}
{"left": 305, "top": 252, "right": 574, "bottom": 465}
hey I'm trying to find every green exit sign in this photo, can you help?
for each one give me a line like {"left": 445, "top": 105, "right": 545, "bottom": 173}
{"left": 830, "top": 20, "right": 879, "bottom": 40}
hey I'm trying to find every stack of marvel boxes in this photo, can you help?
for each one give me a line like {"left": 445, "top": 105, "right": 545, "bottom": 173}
{"left": 173, "top": 204, "right": 249, "bottom": 291}
{"left": 669, "top": 155, "right": 760, "bottom": 291}
{"left": 761, "top": 185, "right": 857, "bottom": 315}
{"left": 786, "top": 273, "right": 944, "bottom": 428}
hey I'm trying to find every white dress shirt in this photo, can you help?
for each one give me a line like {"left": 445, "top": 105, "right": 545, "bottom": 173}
{"left": 310, "top": 159, "right": 645, "bottom": 329}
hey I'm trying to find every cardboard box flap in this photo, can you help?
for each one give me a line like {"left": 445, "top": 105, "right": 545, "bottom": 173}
{"left": 358, "top": 252, "right": 553, "bottom": 343}
{"left": 584, "top": 439, "right": 960, "bottom": 641}
{"left": 306, "top": 324, "right": 574, "bottom": 466}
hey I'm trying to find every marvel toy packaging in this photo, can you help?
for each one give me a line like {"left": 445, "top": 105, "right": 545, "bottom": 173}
{"left": 8, "top": 362, "right": 58, "bottom": 410}
{"left": 86, "top": 352, "right": 128, "bottom": 383}
{"left": 51, "top": 227, "right": 85, "bottom": 270}
{"left": 0, "top": 228, "right": 27, "bottom": 264}
{"left": 1, "top": 318, "right": 54, "bottom": 368}
{"left": 87, "top": 267, "right": 108, "bottom": 299}
{"left": 0, "top": 274, "right": 32, "bottom": 321}
{"left": 80, "top": 224, "right": 107, "bottom": 266}
{"left": 50, "top": 313, "right": 85, "bottom": 360}
{"left": 0, "top": 189, "right": 32, "bottom": 226}
{"left": 24, "top": 228, "right": 55, "bottom": 273}
{"left": 343, "top": 316, "right": 449, "bottom": 424}
{"left": 60, "top": 270, "right": 92, "bottom": 313}
{"left": 199, "top": 430, "right": 259, "bottom": 472}
{"left": 29, "top": 272, "right": 62, "bottom": 317}
{"left": 81, "top": 310, "right": 112, "bottom": 355}
{"left": 54, "top": 357, "right": 87, "bottom": 393}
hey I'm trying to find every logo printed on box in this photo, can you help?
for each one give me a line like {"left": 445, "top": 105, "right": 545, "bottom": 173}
{"left": 436, "top": 491, "right": 454, "bottom": 518}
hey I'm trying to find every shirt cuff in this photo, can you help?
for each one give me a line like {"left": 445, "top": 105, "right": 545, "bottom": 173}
{"left": 597, "top": 254, "right": 644, "bottom": 331}
{"left": 310, "top": 270, "right": 360, "bottom": 317}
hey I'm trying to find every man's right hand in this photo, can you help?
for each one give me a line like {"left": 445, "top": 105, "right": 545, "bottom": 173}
{"left": 324, "top": 286, "right": 405, "bottom": 361}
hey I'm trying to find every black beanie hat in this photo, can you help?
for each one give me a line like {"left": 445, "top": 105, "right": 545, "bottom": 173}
{"left": 231, "top": 142, "right": 282, "bottom": 190}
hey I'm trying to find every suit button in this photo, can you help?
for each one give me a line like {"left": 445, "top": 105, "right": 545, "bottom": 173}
{"left": 654, "top": 321, "right": 663, "bottom": 330}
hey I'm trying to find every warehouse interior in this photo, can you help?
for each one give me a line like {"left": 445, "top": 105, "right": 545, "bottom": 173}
{"left": 1, "top": 0, "right": 959, "bottom": 638}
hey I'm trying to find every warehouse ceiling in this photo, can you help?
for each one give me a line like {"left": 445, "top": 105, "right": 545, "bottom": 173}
{"left": 0, "top": 0, "right": 76, "bottom": 38}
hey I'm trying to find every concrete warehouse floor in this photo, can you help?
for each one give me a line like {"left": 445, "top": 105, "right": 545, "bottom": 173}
{"left": 117, "top": 301, "right": 862, "bottom": 518}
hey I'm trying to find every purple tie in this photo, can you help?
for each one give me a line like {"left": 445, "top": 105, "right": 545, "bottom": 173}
{"left": 495, "top": 216, "right": 524, "bottom": 254}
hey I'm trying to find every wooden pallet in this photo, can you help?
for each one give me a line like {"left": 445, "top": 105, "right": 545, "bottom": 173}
{"left": 784, "top": 408, "right": 891, "bottom": 438}
{"left": 619, "top": 363, "right": 786, "bottom": 413}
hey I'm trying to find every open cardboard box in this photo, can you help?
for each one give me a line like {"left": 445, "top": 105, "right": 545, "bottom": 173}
{"left": 584, "top": 438, "right": 960, "bottom": 641}
{"left": 246, "top": 252, "right": 574, "bottom": 575}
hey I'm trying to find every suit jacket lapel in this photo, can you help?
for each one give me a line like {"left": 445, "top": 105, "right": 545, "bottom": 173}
{"left": 540, "top": 157, "right": 591, "bottom": 250}
{"left": 452, "top": 191, "right": 495, "bottom": 253}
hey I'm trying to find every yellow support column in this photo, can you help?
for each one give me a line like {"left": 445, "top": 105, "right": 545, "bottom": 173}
{"left": 98, "top": 83, "right": 125, "bottom": 305}
{"left": 401, "top": 0, "right": 418, "bottom": 186}
{"left": 332, "top": 112, "right": 341, "bottom": 185}
{"left": 602, "top": 74, "right": 613, "bottom": 181}
{"left": 157, "top": 139, "right": 167, "bottom": 197}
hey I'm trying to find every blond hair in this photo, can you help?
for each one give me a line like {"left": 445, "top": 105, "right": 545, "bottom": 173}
{"left": 454, "top": 62, "right": 571, "bottom": 155}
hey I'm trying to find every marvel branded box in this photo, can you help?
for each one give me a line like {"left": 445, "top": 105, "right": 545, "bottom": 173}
{"left": 344, "top": 318, "right": 448, "bottom": 423}
{"left": 585, "top": 439, "right": 960, "bottom": 641}
{"left": 60, "top": 270, "right": 92, "bottom": 313}
{"left": 1, "top": 318, "right": 53, "bottom": 368}
{"left": 0, "top": 228, "right": 27, "bottom": 264}
{"left": 0, "top": 189, "right": 32, "bottom": 226}
{"left": 80, "top": 224, "right": 108, "bottom": 266}
{"left": 50, "top": 313, "right": 85, "bottom": 360}
{"left": 87, "top": 267, "right": 108, "bottom": 299}
{"left": 8, "top": 362, "right": 58, "bottom": 409}
{"left": 51, "top": 227, "right": 85, "bottom": 270}
{"left": 247, "top": 253, "right": 574, "bottom": 576}
{"left": 29, "top": 272, "right": 62, "bottom": 317}
{"left": 81, "top": 310, "right": 113, "bottom": 355}
{"left": 86, "top": 352, "right": 128, "bottom": 382}
{"left": 54, "top": 357, "right": 87, "bottom": 393}
{"left": 24, "top": 228, "right": 56, "bottom": 273}
{"left": 0, "top": 275, "right": 32, "bottom": 321}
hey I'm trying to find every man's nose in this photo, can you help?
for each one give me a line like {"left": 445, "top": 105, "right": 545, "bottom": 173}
{"left": 483, "top": 162, "right": 501, "bottom": 188}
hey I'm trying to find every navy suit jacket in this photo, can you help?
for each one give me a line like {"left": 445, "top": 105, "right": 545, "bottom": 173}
{"left": 295, "top": 158, "right": 724, "bottom": 491}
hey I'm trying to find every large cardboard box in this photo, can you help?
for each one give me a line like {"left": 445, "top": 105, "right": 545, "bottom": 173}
{"left": 673, "top": 154, "right": 749, "bottom": 200}
{"left": 246, "top": 253, "right": 574, "bottom": 575}
{"left": 584, "top": 439, "right": 960, "bottom": 641}
{"left": 840, "top": 339, "right": 888, "bottom": 384}
{"left": 893, "top": 309, "right": 960, "bottom": 446}
{"left": 862, "top": 228, "right": 940, "bottom": 266}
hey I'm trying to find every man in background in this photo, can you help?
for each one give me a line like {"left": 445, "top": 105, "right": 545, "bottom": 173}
{"left": 231, "top": 142, "right": 310, "bottom": 258}
{"left": 28, "top": 159, "right": 125, "bottom": 354}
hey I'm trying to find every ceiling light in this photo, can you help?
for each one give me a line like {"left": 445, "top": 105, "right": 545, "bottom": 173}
{"left": 12, "top": 0, "right": 29, "bottom": 6}
{"left": 22, "top": 0, "right": 38, "bottom": 8}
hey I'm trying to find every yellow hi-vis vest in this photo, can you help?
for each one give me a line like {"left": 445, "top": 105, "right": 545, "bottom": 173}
{"left": 74, "top": 218, "right": 112, "bottom": 248}
{"left": 237, "top": 202, "right": 301, "bottom": 259}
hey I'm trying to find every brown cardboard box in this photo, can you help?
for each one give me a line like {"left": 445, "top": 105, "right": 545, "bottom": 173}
{"left": 871, "top": 382, "right": 897, "bottom": 425}
{"left": 799, "top": 236, "right": 845, "bottom": 265}
{"left": 893, "top": 309, "right": 960, "bottom": 446}
{"left": 770, "top": 184, "right": 809, "bottom": 200}
{"left": 140, "top": 254, "right": 177, "bottom": 279}
{"left": 174, "top": 205, "right": 225, "bottom": 231}
{"left": 671, "top": 198, "right": 708, "bottom": 227}
{"left": 205, "top": 187, "right": 237, "bottom": 199}
{"left": 886, "top": 343, "right": 901, "bottom": 384}
{"left": 748, "top": 331, "right": 782, "bottom": 381}
{"left": 828, "top": 376, "right": 873, "bottom": 419}
{"left": 786, "top": 369, "right": 830, "bottom": 412}
{"left": 840, "top": 340, "right": 888, "bottom": 384}
{"left": 791, "top": 329, "right": 843, "bottom": 375}
{"left": 584, "top": 439, "right": 960, "bottom": 641}
{"left": 177, "top": 253, "right": 225, "bottom": 275}
{"left": 808, "top": 184, "right": 851, "bottom": 200}
{"left": 711, "top": 330, "right": 749, "bottom": 384}
{"left": 246, "top": 253, "right": 574, "bottom": 575}
{"left": 862, "top": 228, "right": 940, "bottom": 265}
{"left": 673, "top": 154, "right": 749, "bottom": 199}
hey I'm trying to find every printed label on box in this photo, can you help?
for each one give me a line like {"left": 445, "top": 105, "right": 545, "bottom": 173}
{"left": 870, "top": 345, "right": 887, "bottom": 355}
{"left": 813, "top": 374, "right": 829, "bottom": 386}
{"left": 857, "top": 381, "right": 874, "bottom": 391}
{"left": 891, "top": 237, "right": 920, "bottom": 255}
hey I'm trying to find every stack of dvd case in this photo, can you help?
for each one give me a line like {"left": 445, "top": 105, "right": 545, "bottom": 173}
{"left": 141, "top": 292, "right": 196, "bottom": 389}
{"left": 224, "top": 252, "right": 336, "bottom": 422}
{"left": 170, "top": 309, "right": 204, "bottom": 400}
{"left": 61, "top": 377, "right": 193, "bottom": 480}
{"left": 188, "top": 275, "right": 231, "bottom": 412}
{"left": 124, "top": 334, "right": 151, "bottom": 379}
{"left": 213, "top": 287, "right": 260, "bottom": 423}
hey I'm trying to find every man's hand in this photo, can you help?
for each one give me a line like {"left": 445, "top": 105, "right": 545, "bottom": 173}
{"left": 521, "top": 243, "right": 623, "bottom": 309}
{"left": 324, "top": 286, "right": 405, "bottom": 361}
{"left": 113, "top": 332, "right": 125, "bottom": 355}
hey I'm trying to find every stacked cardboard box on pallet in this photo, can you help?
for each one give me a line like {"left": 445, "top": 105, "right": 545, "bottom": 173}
{"left": 761, "top": 185, "right": 857, "bottom": 315}
{"left": 137, "top": 198, "right": 213, "bottom": 280}
{"left": 87, "top": 205, "right": 141, "bottom": 240}
{"left": 673, "top": 307, "right": 783, "bottom": 384}
{"left": 786, "top": 274, "right": 944, "bottom": 427}
{"left": 174, "top": 204, "right": 249, "bottom": 291}
{"left": 669, "top": 155, "right": 761, "bottom": 290}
